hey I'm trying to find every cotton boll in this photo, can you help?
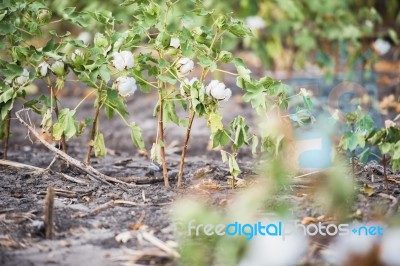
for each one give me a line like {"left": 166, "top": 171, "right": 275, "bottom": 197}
{"left": 15, "top": 69, "right": 29, "bottom": 85}
{"left": 116, "top": 77, "right": 137, "bottom": 97}
{"left": 112, "top": 51, "right": 134, "bottom": 70}
{"left": 323, "top": 227, "right": 378, "bottom": 265}
{"left": 38, "top": 62, "right": 49, "bottom": 77}
{"left": 223, "top": 88, "right": 232, "bottom": 102}
{"left": 177, "top": 58, "right": 194, "bottom": 75}
{"left": 170, "top": 37, "right": 180, "bottom": 49}
{"left": 78, "top": 31, "right": 92, "bottom": 45}
{"left": 373, "top": 39, "right": 391, "bottom": 55}
{"left": 210, "top": 82, "right": 227, "bottom": 100}
{"left": 206, "top": 80, "right": 232, "bottom": 101}
{"left": 245, "top": 16, "right": 266, "bottom": 32}
{"left": 71, "top": 49, "right": 85, "bottom": 65}
{"left": 180, "top": 77, "right": 199, "bottom": 96}
{"left": 206, "top": 80, "right": 219, "bottom": 96}
{"left": 238, "top": 226, "right": 308, "bottom": 266}
{"left": 112, "top": 52, "right": 125, "bottom": 71}
{"left": 120, "top": 51, "right": 134, "bottom": 69}
{"left": 51, "top": 61, "right": 65, "bottom": 76}
{"left": 380, "top": 229, "right": 400, "bottom": 266}
{"left": 384, "top": 119, "right": 396, "bottom": 129}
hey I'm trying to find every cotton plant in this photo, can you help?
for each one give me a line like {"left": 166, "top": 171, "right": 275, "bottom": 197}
{"left": 0, "top": 1, "right": 57, "bottom": 159}
{"left": 1, "top": 0, "right": 305, "bottom": 189}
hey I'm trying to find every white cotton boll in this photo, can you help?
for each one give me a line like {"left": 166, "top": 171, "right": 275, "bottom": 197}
{"left": 245, "top": 16, "right": 266, "bottom": 32}
{"left": 323, "top": 229, "right": 377, "bottom": 265}
{"left": 210, "top": 82, "right": 227, "bottom": 100}
{"left": 206, "top": 80, "right": 219, "bottom": 96}
{"left": 206, "top": 80, "right": 231, "bottom": 101}
{"left": 38, "top": 62, "right": 49, "bottom": 77}
{"left": 120, "top": 51, "right": 134, "bottom": 69}
{"left": 373, "top": 39, "right": 391, "bottom": 55}
{"left": 71, "top": 49, "right": 85, "bottom": 64}
{"left": 78, "top": 31, "right": 92, "bottom": 45}
{"left": 177, "top": 58, "right": 194, "bottom": 75}
{"left": 112, "top": 52, "right": 125, "bottom": 71}
{"left": 385, "top": 119, "right": 396, "bottom": 129}
{"left": 223, "top": 88, "right": 232, "bottom": 102}
{"left": 112, "top": 51, "right": 134, "bottom": 71}
{"left": 116, "top": 77, "right": 137, "bottom": 97}
{"left": 299, "top": 88, "right": 310, "bottom": 97}
{"left": 380, "top": 229, "right": 400, "bottom": 266}
{"left": 15, "top": 69, "right": 29, "bottom": 85}
{"left": 170, "top": 37, "right": 180, "bottom": 49}
{"left": 180, "top": 77, "right": 199, "bottom": 96}
{"left": 238, "top": 224, "right": 307, "bottom": 266}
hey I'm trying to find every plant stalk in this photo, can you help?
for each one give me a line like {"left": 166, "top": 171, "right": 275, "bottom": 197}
{"left": 177, "top": 110, "right": 195, "bottom": 188}
{"left": 3, "top": 110, "right": 11, "bottom": 160}
{"left": 85, "top": 97, "right": 102, "bottom": 164}
{"left": 158, "top": 93, "right": 170, "bottom": 187}
{"left": 51, "top": 87, "right": 67, "bottom": 154}
{"left": 383, "top": 154, "right": 388, "bottom": 193}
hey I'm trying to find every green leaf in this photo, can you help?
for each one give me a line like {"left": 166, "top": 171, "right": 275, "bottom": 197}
{"left": 380, "top": 142, "right": 391, "bottom": 154}
{"left": 233, "top": 58, "right": 251, "bottom": 81}
{"left": 212, "top": 129, "right": 230, "bottom": 148}
{"left": 208, "top": 113, "right": 223, "bottom": 133}
{"left": 164, "top": 101, "right": 179, "bottom": 125}
{"left": 99, "top": 65, "right": 110, "bottom": 83}
{"left": 52, "top": 109, "right": 77, "bottom": 140}
{"left": 228, "top": 155, "right": 241, "bottom": 178}
{"left": 129, "top": 122, "right": 145, "bottom": 151}
{"left": 94, "top": 132, "right": 107, "bottom": 157}
{"left": 358, "top": 148, "right": 370, "bottom": 163}
{"left": 197, "top": 55, "right": 216, "bottom": 71}
{"left": 157, "top": 74, "right": 176, "bottom": 85}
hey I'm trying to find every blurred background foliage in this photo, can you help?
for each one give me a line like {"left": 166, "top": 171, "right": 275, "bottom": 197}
{"left": 45, "top": 0, "right": 400, "bottom": 72}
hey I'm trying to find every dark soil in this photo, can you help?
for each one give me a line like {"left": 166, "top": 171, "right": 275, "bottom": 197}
{"left": 0, "top": 64, "right": 399, "bottom": 265}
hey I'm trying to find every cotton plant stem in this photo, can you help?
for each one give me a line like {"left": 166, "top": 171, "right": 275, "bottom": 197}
{"left": 158, "top": 92, "right": 170, "bottom": 188}
{"left": 177, "top": 110, "right": 195, "bottom": 188}
{"left": 50, "top": 87, "right": 67, "bottom": 154}
{"left": 3, "top": 110, "right": 11, "bottom": 160}
{"left": 85, "top": 98, "right": 102, "bottom": 164}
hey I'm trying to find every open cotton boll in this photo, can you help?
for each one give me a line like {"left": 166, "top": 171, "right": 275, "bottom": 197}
{"left": 71, "top": 49, "right": 85, "bottom": 64}
{"left": 245, "top": 16, "right": 266, "bottom": 32}
{"left": 177, "top": 58, "right": 194, "bottom": 75}
{"left": 180, "top": 77, "right": 199, "bottom": 96}
{"left": 116, "top": 77, "right": 137, "bottom": 97}
{"left": 170, "top": 37, "right": 180, "bottom": 49}
{"left": 380, "top": 228, "right": 400, "bottom": 266}
{"left": 38, "top": 62, "right": 49, "bottom": 77}
{"left": 323, "top": 228, "right": 377, "bottom": 265}
{"left": 384, "top": 119, "right": 396, "bottom": 129}
{"left": 78, "top": 31, "right": 92, "bottom": 45}
{"left": 112, "top": 51, "right": 134, "bottom": 71}
{"left": 120, "top": 51, "right": 134, "bottom": 68}
{"left": 15, "top": 69, "right": 29, "bottom": 85}
{"left": 373, "top": 39, "right": 391, "bottom": 55}
{"left": 206, "top": 80, "right": 232, "bottom": 101}
{"left": 238, "top": 223, "right": 308, "bottom": 266}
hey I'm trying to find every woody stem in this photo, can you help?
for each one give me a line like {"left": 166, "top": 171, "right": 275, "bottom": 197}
{"left": 158, "top": 91, "right": 170, "bottom": 187}
{"left": 3, "top": 110, "right": 11, "bottom": 160}
{"left": 177, "top": 109, "right": 195, "bottom": 188}
{"left": 85, "top": 93, "right": 102, "bottom": 164}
